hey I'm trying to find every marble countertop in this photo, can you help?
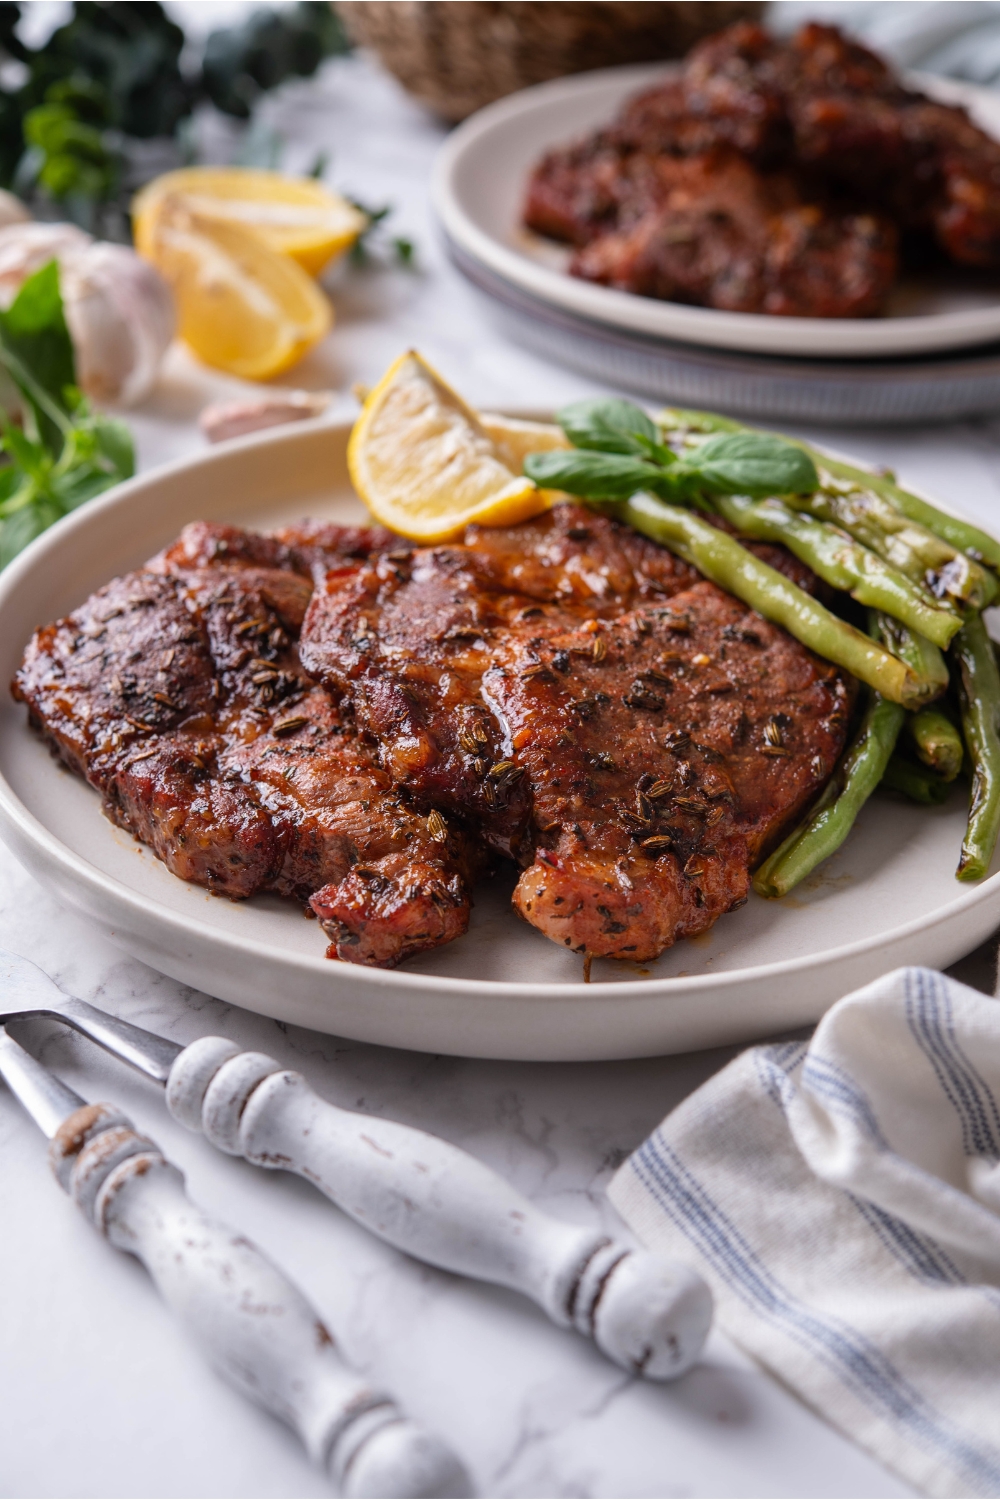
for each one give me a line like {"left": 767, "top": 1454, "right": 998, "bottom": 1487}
{"left": 4, "top": 47, "right": 1000, "bottom": 1500}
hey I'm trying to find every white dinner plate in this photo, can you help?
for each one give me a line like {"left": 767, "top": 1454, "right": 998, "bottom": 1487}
{"left": 1, "top": 419, "right": 998, "bottom": 1061}
{"left": 433, "top": 66, "right": 1000, "bottom": 361}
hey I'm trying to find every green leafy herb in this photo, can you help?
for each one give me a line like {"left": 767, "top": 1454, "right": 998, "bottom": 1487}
{"left": 0, "top": 259, "right": 75, "bottom": 449}
{"left": 556, "top": 398, "right": 658, "bottom": 455}
{"left": 0, "top": 260, "right": 134, "bottom": 570}
{"left": 525, "top": 449, "right": 669, "bottom": 501}
{"left": 347, "top": 197, "right": 417, "bottom": 268}
{"left": 527, "top": 397, "right": 819, "bottom": 503}
{"left": 693, "top": 431, "right": 819, "bottom": 499}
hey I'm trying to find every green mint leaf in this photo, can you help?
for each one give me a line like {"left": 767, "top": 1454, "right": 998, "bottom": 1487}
{"left": 0, "top": 260, "right": 76, "bottom": 452}
{"left": 555, "top": 398, "right": 658, "bottom": 456}
{"left": 690, "top": 432, "right": 819, "bottom": 498}
{"left": 87, "top": 411, "right": 135, "bottom": 482}
{"left": 0, "top": 503, "right": 53, "bottom": 571}
{"left": 524, "top": 449, "right": 661, "bottom": 499}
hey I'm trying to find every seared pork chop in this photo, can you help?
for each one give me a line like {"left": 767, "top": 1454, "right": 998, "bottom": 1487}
{"left": 524, "top": 19, "right": 1000, "bottom": 319}
{"left": 300, "top": 504, "right": 851, "bottom": 962}
{"left": 14, "top": 529, "right": 475, "bottom": 967}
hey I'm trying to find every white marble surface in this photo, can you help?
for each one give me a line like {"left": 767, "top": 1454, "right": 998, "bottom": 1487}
{"left": 4, "top": 45, "right": 1000, "bottom": 1500}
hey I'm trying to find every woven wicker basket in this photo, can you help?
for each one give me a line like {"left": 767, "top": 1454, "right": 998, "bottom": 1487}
{"left": 335, "top": 2, "right": 764, "bottom": 122}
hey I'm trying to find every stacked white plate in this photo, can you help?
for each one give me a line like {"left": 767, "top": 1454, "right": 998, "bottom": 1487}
{"left": 433, "top": 65, "right": 1000, "bottom": 425}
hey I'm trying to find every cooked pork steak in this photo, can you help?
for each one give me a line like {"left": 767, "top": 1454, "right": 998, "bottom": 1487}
{"left": 14, "top": 529, "right": 475, "bottom": 967}
{"left": 300, "top": 505, "right": 851, "bottom": 962}
{"left": 524, "top": 20, "right": 1000, "bottom": 314}
{"left": 15, "top": 510, "right": 852, "bottom": 967}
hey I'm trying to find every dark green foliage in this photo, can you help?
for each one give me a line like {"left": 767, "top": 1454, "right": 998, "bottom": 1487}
{"left": 0, "top": 2, "right": 352, "bottom": 222}
{"left": 203, "top": 2, "right": 350, "bottom": 119}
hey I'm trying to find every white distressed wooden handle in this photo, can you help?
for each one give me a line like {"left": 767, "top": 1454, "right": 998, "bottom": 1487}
{"left": 49, "top": 1102, "right": 470, "bottom": 1499}
{"left": 166, "top": 1040, "right": 713, "bottom": 1380}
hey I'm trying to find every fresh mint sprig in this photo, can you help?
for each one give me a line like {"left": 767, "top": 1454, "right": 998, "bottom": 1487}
{"left": 0, "top": 260, "right": 134, "bottom": 569}
{"left": 524, "top": 398, "right": 818, "bottom": 503}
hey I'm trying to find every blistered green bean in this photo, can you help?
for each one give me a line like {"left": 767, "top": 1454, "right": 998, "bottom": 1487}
{"left": 607, "top": 493, "right": 941, "bottom": 708}
{"left": 713, "top": 493, "right": 960, "bottom": 648}
{"left": 658, "top": 406, "right": 1000, "bottom": 574}
{"left": 953, "top": 612, "right": 1000, "bottom": 880}
{"left": 874, "top": 612, "right": 950, "bottom": 698}
{"left": 881, "top": 754, "right": 951, "bottom": 805}
{"left": 753, "top": 691, "right": 906, "bottom": 898}
{"left": 907, "top": 707, "right": 964, "bottom": 782}
{"left": 786, "top": 487, "right": 993, "bottom": 609}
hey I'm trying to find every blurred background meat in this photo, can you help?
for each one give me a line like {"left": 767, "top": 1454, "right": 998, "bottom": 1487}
{"left": 523, "top": 18, "right": 1000, "bottom": 315}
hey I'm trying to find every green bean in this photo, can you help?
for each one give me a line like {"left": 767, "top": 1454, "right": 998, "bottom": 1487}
{"left": 712, "top": 493, "right": 960, "bottom": 648}
{"left": 806, "top": 452, "right": 1000, "bottom": 573}
{"left": 953, "top": 612, "right": 1000, "bottom": 880}
{"left": 874, "top": 612, "right": 950, "bottom": 697}
{"left": 881, "top": 754, "right": 951, "bottom": 805}
{"left": 607, "top": 493, "right": 942, "bottom": 708}
{"left": 786, "top": 487, "right": 993, "bottom": 609}
{"left": 753, "top": 691, "right": 905, "bottom": 898}
{"left": 660, "top": 408, "right": 742, "bottom": 437}
{"left": 906, "top": 707, "right": 964, "bottom": 782}
{"left": 659, "top": 406, "right": 1000, "bottom": 571}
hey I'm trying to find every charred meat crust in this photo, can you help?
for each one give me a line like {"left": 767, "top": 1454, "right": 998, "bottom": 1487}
{"left": 300, "top": 504, "right": 852, "bottom": 963}
{"left": 14, "top": 509, "right": 852, "bottom": 968}
{"left": 524, "top": 21, "right": 1000, "bottom": 315}
{"left": 13, "top": 525, "right": 477, "bottom": 968}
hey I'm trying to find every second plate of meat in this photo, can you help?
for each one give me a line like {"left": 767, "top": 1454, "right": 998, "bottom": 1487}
{"left": 1, "top": 418, "right": 998, "bottom": 1061}
{"left": 434, "top": 23, "right": 1000, "bottom": 360}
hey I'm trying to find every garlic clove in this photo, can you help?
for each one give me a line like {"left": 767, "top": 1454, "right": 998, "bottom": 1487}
{"left": 199, "top": 389, "right": 332, "bottom": 444}
{"left": 0, "top": 190, "right": 31, "bottom": 231}
{"left": 0, "top": 223, "right": 175, "bottom": 406}
{"left": 0, "top": 222, "right": 92, "bottom": 307}
{"left": 60, "top": 243, "right": 175, "bottom": 407}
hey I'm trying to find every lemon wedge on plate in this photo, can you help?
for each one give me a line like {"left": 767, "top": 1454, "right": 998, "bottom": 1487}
{"left": 140, "top": 202, "right": 332, "bottom": 380}
{"left": 349, "top": 352, "right": 556, "bottom": 542}
{"left": 133, "top": 167, "right": 367, "bottom": 276}
{"left": 479, "top": 412, "right": 570, "bottom": 470}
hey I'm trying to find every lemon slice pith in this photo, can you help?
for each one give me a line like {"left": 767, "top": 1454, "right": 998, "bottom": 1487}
{"left": 133, "top": 167, "right": 367, "bottom": 276}
{"left": 348, "top": 352, "right": 552, "bottom": 542}
{"left": 140, "top": 203, "right": 332, "bottom": 380}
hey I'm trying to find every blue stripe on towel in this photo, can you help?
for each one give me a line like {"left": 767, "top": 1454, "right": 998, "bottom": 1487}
{"left": 905, "top": 970, "right": 1000, "bottom": 1158}
{"left": 631, "top": 1132, "right": 1000, "bottom": 1494}
{"left": 754, "top": 1043, "right": 807, "bottom": 1109}
{"left": 847, "top": 1196, "right": 966, "bottom": 1287}
{"left": 800, "top": 1057, "right": 888, "bottom": 1146}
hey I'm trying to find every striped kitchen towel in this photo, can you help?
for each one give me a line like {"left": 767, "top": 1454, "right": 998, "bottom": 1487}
{"left": 608, "top": 967, "right": 1000, "bottom": 1498}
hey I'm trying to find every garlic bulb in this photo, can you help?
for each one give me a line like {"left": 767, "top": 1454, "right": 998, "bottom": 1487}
{"left": 0, "top": 190, "right": 30, "bottom": 230}
{"left": 0, "top": 223, "right": 175, "bottom": 406}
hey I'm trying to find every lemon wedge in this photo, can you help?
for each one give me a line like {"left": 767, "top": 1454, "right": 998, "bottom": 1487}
{"left": 478, "top": 412, "right": 571, "bottom": 471}
{"left": 140, "top": 202, "right": 332, "bottom": 380}
{"left": 133, "top": 167, "right": 367, "bottom": 276}
{"left": 349, "top": 352, "right": 552, "bottom": 542}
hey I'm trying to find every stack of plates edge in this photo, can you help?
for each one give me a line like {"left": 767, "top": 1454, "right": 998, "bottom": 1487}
{"left": 449, "top": 242, "right": 1000, "bottom": 427}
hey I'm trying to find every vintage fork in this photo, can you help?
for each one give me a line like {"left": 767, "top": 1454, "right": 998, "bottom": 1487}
{"left": 0, "top": 949, "right": 712, "bottom": 1380}
{"left": 0, "top": 1023, "right": 468, "bottom": 1498}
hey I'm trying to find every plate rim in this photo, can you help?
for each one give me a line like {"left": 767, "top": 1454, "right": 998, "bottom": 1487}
{"left": 1, "top": 415, "right": 999, "bottom": 1002}
{"left": 431, "top": 62, "right": 1000, "bottom": 361}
